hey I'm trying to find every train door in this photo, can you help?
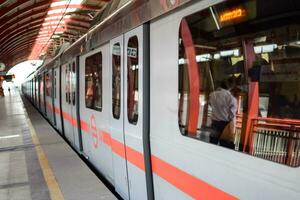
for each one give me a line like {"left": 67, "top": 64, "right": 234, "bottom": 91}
{"left": 42, "top": 72, "right": 47, "bottom": 116}
{"left": 110, "top": 25, "right": 149, "bottom": 200}
{"left": 54, "top": 67, "right": 63, "bottom": 133}
{"left": 110, "top": 35, "right": 129, "bottom": 199}
{"left": 31, "top": 79, "right": 33, "bottom": 100}
{"left": 38, "top": 74, "right": 41, "bottom": 110}
{"left": 79, "top": 44, "right": 114, "bottom": 183}
{"left": 52, "top": 68, "right": 56, "bottom": 126}
{"left": 61, "top": 63, "right": 74, "bottom": 143}
{"left": 35, "top": 78, "right": 37, "bottom": 104}
{"left": 34, "top": 78, "right": 36, "bottom": 105}
{"left": 45, "top": 69, "right": 54, "bottom": 125}
{"left": 36, "top": 77, "right": 39, "bottom": 107}
{"left": 123, "top": 26, "right": 148, "bottom": 200}
{"left": 39, "top": 73, "right": 46, "bottom": 114}
{"left": 70, "top": 58, "right": 81, "bottom": 150}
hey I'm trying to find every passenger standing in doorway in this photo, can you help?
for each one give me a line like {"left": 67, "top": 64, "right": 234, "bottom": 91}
{"left": 209, "top": 81, "right": 237, "bottom": 149}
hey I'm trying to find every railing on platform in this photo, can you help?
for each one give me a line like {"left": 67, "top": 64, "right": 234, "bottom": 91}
{"left": 249, "top": 118, "right": 300, "bottom": 167}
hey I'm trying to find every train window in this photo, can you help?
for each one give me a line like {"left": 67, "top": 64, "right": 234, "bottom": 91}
{"left": 178, "top": 0, "right": 300, "bottom": 167}
{"left": 85, "top": 52, "right": 102, "bottom": 111}
{"left": 54, "top": 71, "right": 56, "bottom": 99}
{"left": 72, "top": 62, "right": 76, "bottom": 105}
{"left": 127, "top": 36, "right": 139, "bottom": 125}
{"left": 65, "top": 66, "right": 70, "bottom": 103}
{"left": 45, "top": 73, "right": 51, "bottom": 97}
{"left": 112, "top": 43, "right": 121, "bottom": 119}
{"left": 40, "top": 75, "right": 44, "bottom": 97}
{"left": 68, "top": 65, "right": 72, "bottom": 104}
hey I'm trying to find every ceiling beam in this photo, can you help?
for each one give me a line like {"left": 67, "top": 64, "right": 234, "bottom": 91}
{"left": 0, "top": 0, "right": 48, "bottom": 19}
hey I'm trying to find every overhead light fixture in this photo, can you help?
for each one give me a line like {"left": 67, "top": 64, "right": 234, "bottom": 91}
{"left": 214, "top": 54, "right": 221, "bottom": 59}
{"left": 178, "top": 58, "right": 185, "bottom": 65}
{"left": 196, "top": 54, "right": 212, "bottom": 62}
{"left": 54, "top": 31, "right": 64, "bottom": 35}
{"left": 48, "top": 8, "right": 77, "bottom": 15}
{"left": 0, "top": 134, "right": 20, "bottom": 139}
{"left": 289, "top": 41, "right": 300, "bottom": 46}
{"left": 195, "top": 44, "right": 217, "bottom": 50}
{"left": 220, "top": 49, "right": 239, "bottom": 57}
{"left": 178, "top": 53, "right": 212, "bottom": 65}
{"left": 254, "top": 44, "right": 277, "bottom": 54}
{"left": 254, "top": 36, "right": 267, "bottom": 43}
{"left": 52, "top": 35, "right": 60, "bottom": 39}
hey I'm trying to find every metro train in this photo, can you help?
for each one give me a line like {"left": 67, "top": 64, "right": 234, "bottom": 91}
{"left": 22, "top": 0, "right": 300, "bottom": 199}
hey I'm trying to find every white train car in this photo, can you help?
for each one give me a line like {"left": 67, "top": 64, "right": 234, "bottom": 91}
{"left": 23, "top": 0, "right": 300, "bottom": 199}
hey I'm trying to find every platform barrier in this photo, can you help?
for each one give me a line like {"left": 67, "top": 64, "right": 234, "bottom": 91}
{"left": 249, "top": 118, "right": 300, "bottom": 167}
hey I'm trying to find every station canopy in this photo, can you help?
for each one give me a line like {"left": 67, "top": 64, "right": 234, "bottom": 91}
{"left": 0, "top": 0, "right": 113, "bottom": 71}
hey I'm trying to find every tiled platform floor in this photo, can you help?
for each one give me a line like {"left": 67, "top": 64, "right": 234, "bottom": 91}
{"left": 0, "top": 88, "right": 116, "bottom": 200}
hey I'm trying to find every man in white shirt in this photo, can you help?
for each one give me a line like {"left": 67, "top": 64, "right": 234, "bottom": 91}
{"left": 209, "top": 81, "right": 237, "bottom": 149}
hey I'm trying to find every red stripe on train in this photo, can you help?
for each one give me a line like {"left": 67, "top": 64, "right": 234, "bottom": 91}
{"left": 52, "top": 105, "right": 238, "bottom": 200}
{"left": 125, "top": 145, "right": 145, "bottom": 171}
{"left": 151, "top": 155, "right": 237, "bottom": 200}
{"left": 111, "top": 138, "right": 126, "bottom": 158}
{"left": 101, "top": 131, "right": 111, "bottom": 146}
{"left": 80, "top": 120, "right": 89, "bottom": 133}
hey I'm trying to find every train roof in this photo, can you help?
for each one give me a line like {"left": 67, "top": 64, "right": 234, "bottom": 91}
{"left": 59, "top": 0, "right": 193, "bottom": 65}
{"left": 24, "top": 0, "right": 195, "bottom": 80}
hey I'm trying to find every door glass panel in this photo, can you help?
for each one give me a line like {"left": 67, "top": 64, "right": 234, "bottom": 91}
{"left": 54, "top": 71, "right": 57, "bottom": 99}
{"left": 112, "top": 43, "right": 121, "bottom": 119}
{"left": 66, "top": 66, "right": 70, "bottom": 104}
{"left": 85, "top": 52, "right": 103, "bottom": 111}
{"left": 72, "top": 62, "right": 76, "bottom": 105}
{"left": 127, "top": 36, "right": 139, "bottom": 125}
{"left": 45, "top": 72, "right": 52, "bottom": 98}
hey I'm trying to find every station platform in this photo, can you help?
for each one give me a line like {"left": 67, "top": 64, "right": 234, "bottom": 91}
{"left": 0, "top": 90, "right": 117, "bottom": 200}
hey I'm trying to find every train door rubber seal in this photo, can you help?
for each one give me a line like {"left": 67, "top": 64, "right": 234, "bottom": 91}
{"left": 59, "top": 62, "right": 65, "bottom": 136}
{"left": 142, "top": 23, "right": 154, "bottom": 200}
{"left": 52, "top": 68, "right": 57, "bottom": 126}
{"left": 75, "top": 56, "right": 83, "bottom": 152}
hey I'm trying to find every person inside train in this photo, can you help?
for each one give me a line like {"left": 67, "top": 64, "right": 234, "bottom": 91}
{"left": 209, "top": 80, "right": 237, "bottom": 149}
{"left": 86, "top": 77, "right": 94, "bottom": 108}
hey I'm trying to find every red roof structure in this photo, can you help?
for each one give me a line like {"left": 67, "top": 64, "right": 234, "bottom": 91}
{"left": 0, "top": 0, "right": 110, "bottom": 71}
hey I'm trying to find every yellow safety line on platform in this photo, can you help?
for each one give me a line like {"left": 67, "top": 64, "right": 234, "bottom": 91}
{"left": 27, "top": 118, "right": 64, "bottom": 200}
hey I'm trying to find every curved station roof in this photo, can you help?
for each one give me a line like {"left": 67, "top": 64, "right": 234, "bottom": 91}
{"left": 0, "top": 0, "right": 111, "bottom": 71}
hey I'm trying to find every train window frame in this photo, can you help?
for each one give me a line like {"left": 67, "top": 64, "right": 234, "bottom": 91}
{"left": 85, "top": 51, "right": 103, "bottom": 112}
{"left": 127, "top": 35, "right": 139, "bottom": 125}
{"left": 112, "top": 42, "right": 121, "bottom": 119}
{"left": 177, "top": 0, "right": 300, "bottom": 167}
